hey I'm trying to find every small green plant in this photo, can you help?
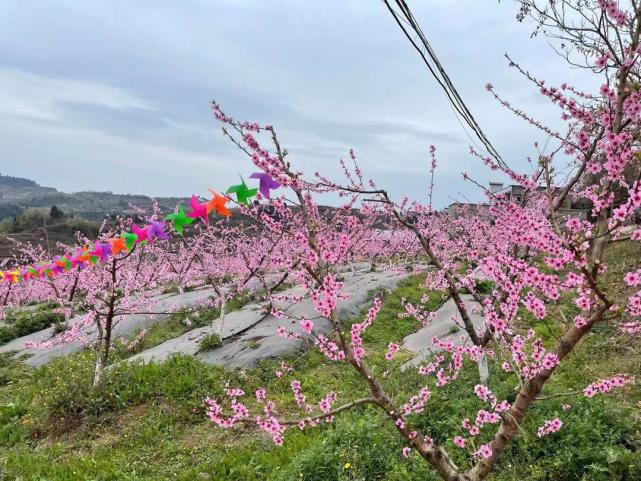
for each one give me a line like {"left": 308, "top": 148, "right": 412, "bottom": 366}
{"left": 448, "top": 324, "right": 460, "bottom": 335}
{"left": 199, "top": 333, "right": 222, "bottom": 351}
{"left": 52, "top": 322, "right": 68, "bottom": 335}
{"left": 0, "top": 308, "right": 65, "bottom": 346}
{"left": 161, "top": 283, "right": 180, "bottom": 295}
{"left": 191, "top": 307, "right": 220, "bottom": 327}
{"left": 248, "top": 338, "right": 261, "bottom": 350}
{"left": 475, "top": 279, "right": 494, "bottom": 294}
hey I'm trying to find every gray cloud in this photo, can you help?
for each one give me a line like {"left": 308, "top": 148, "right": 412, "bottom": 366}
{"left": 0, "top": 0, "right": 599, "bottom": 208}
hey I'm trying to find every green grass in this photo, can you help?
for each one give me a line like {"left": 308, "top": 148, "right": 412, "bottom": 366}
{"left": 199, "top": 333, "right": 223, "bottom": 351}
{"left": 0, "top": 253, "right": 640, "bottom": 480}
{"left": 0, "top": 303, "right": 64, "bottom": 346}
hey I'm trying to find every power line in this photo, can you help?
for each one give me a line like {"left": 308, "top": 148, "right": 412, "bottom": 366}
{"left": 383, "top": 0, "right": 506, "bottom": 169}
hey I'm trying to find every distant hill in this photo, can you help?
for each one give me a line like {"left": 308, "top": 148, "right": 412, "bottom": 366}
{"left": 0, "top": 173, "right": 189, "bottom": 222}
{"left": 0, "top": 174, "right": 201, "bottom": 259}
{"left": 0, "top": 173, "right": 338, "bottom": 261}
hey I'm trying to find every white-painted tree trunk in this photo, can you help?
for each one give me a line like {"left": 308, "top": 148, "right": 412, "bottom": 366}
{"left": 215, "top": 297, "right": 226, "bottom": 338}
{"left": 478, "top": 351, "right": 489, "bottom": 385}
{"left": 93, "top": 348, "right": 105, "bottom": 388}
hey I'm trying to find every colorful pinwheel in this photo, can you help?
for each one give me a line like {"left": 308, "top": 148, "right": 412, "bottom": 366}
{"left": 148, "top": 220, "right": 169, "bottom": 241}
{"left": 122, "top": 232, "right": 139, "bottom": 251}
{"left": 206, "top": 189, "right": 232, "bottom": 217}
{"left": 109, "top": 237, "right": 129, "bottom": 255}
{"left": 0, "top": 177, "right": 279, "bottom": 283}
{"left": 165, "top": 205, "right": 195, "bottom": 234}
{"left": 132, "top": 224, "right": 150, "bottom": 243}
{"left": 249, "top": 172, "right": 281, "bottom": 199}
{"left": 187, "top": 195, "right": 209, "bottom": 224}
{"left": 226, "top": 177, "right": 258, "bottom": 206}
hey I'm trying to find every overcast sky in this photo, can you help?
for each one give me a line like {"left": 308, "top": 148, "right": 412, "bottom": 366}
{"left": 0, "top": 0, "right": 597, "bottom": 208}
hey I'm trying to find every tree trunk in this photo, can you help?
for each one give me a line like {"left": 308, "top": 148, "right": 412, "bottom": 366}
{"left": 93, "top": 347, "right": 105, "bottom": 388}
{"left": 93, "top": 334, "right": 112, "bottom": 388}
{"left": 93, "top": 285, "right": 115, "bottom": 388}
{"left": 477, "top": 351, "right": 489, "bottom": 385}
{"left": 215, "top": 297, "right": 226, "bottom": 337}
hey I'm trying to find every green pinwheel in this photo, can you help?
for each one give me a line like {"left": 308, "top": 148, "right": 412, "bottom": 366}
{"left": 165, "top": 204, "right": 195, "bottom": 235}
{"left": 226, "top": 177, "right": 258, "bottom": 206}
{"left": 122, "top": 232, "right": 139, "bottom": 251}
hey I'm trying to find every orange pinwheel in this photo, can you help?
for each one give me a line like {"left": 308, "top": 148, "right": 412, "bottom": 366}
{"left": 55, "top": 258, "right": 71, "bottom": 271}
{"left": 207, "top": 189, "right": 232, "bottom": 217}
{"left": 109, "top": 237, "right": 129, "bottom": 255}
{"left": 76, "top": 247, "right": 91, "bottom": 263}
{"left": 7, "top": 270, "right": 21, "bottom": 283}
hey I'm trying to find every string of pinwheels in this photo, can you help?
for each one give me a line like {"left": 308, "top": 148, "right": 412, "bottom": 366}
{"left": 0, "top": 173, "right": 281, "bottom": 284}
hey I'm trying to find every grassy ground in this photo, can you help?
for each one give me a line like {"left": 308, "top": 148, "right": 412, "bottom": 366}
{"left": 0, "top": 243, "right": 640, "bottom": 480}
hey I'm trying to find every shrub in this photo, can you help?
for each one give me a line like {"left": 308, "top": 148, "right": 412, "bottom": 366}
{"left": 0, "top": 309, "right": 65, "bottom": 346}
{"left": 474, "top": 279, "right": 494, "bottom": 294}
{"left": 191, "top": 307, "right": 220, "bottom": 327}
{"left": 199, "top": 333, "right": 222, "bottom": 351}
{"left": 19, "top": 353, "right": 227, "bottom": 423}
{"left": 161, "top": 283, "right": 180, "bottom": 295}
{"left": 52, "top": 322, "right": 68, "bottom": 334}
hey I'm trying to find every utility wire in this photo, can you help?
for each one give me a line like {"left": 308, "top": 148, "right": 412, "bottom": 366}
{"left": 383, "top": 0, "right": 507, "bottom": 169}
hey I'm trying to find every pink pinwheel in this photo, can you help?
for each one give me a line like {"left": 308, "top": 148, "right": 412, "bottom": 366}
{"left": 187, "top": 195, "right": 209, "bottom": 225}
{"left": 249, "top": 172, "right": 281, "bottom": 199}
{"left": 132, "top": 224, "right": 150, "bottom": 243}
{"left": 147, "top": 220, "right": 169, "bottom": 241}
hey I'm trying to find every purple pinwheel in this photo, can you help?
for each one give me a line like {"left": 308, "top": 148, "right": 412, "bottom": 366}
{"left": 90, "top": 242, "right": 113, "bottom": 262}
{"left": 147, "top": 220, "right": 169, "bottom": 241}
{"left": 249, "top": 172, "right": 281, "bottom": 199}
{"left": 98, "top": 243, "right": 113, "bottom": 262}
